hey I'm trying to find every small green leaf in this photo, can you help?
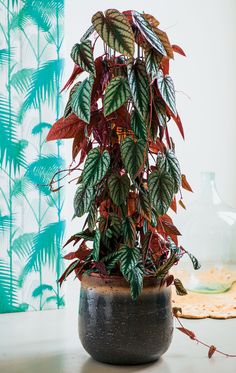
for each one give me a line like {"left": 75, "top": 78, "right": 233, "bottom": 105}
{"left": 119, "top": 245, "right": 141, "bottom": 275}
{"left": 124, "top": 264, "right": 144, "bottom": 300}
{"left": 149, "top": 171, "right": 174, "bottom": 215}
{"left": 93, "top": 229, "right": 101, "bottom": 261}
{"left": 133, "top": 11, "right": 167, "bottom": 56}
{"left": 87, "top": 202, "right": 98, "bottom": 232}
{"left": 174, "top": 278, "right": 188, "bottom": 296}
{"left": 108, "top": 173, "right": 130, "bottom": 206}
{"left": 153, "top": 97, "right": 167, "bottom": 127}
{"left": 70, "top": 40, "right": 95, "bottom": 76}
{"left": 145, "top": 48, "right": 162, "bottom": 78}
{"left": 73, "top": 185, "right": 94, "bottom": 217}
{"left": 123, "top": 216, "right": 136, "bottom": 247}
{"left": 127, "top": 59, "right": 150, "bottom": 119}
{"left": 137, "top": 192, "right": 152, "bottom": 221}
{"left": 120, "top": 137, "right": 146, "bottom": 177}
{"left": 82, "top": 147, "right": 110, "bottom": 186}
{"left": 104, "top": 77, "right": 130, "bottom": 117}
{"left": 165, "top": 150, "right": 181, "bottom": 193}
{"left": 92, "top": 9, "right": 135, "bottom": 57}
{"left": 71, "top": 75, "right": 94, "bottom": 123}
{"left": 130, "top": 108, "right": 147, "bottom": 140}
{"left": 157, "top": 70, "right": 177, "bottom": 116}
{"left": 186, "top": 251, "right": 201, "bottom": 270}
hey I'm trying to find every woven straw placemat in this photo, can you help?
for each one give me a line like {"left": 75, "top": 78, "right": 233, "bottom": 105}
{"left": 172, "top": 267, "right": 236, "bottom": 319}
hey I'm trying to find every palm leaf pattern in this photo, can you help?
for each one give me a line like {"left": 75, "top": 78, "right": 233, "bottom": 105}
{"left": 0, "top": 260, "right": 19, "bottom": 313}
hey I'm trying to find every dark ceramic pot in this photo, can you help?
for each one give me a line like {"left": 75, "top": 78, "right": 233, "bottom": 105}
{"left": 79, "top": 273, "right": 173, "bottom": 365}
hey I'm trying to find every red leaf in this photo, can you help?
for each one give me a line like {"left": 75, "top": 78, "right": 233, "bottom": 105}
{"left": 107, "top": 105, "right": 130, "bottom": 128}
{"left": 122, "top": 10, "right": 134, "bottom": 23}
{"left": 91, "top": 57, "right": 109, "bottom": 104}
{"left": 61, "top": 65, "right": 83, "bottom": 92}
{"left": 64, "top": 241, "right": 91, "bottom": 261}
{"left": 170, "top": 196, "right": 177, "bottom": 213}
{"left": 208, "top": 345, "right": 217, "bottom": 359}
{"left": 159, "top": 216, "right": 181, "bottom": 236}
{"left": 182, "top": 174, "right": 193, "bottom": 192}
{"left": 165, "top": 274, "right": 174, "bottom": 287}
{"left": 177, "top": 327, "right": 196, "bottom": 340}
{"left": 172, "top": 44, "right": 186, "bottom": 57}
{"left": 46, "top": 114, "right": 85, "bottom": 141}
{"left": 58, "top": 260, "right": 80, "bottom": 286}
{"left": 63, "top": 234, "right": 81, "bottom": 248}
{"left": 167, "top": 109, "right": 185, "bottom": 140}
{"left": 92, "top": 262, "right": 108, "bottom": 275}
{"left": 179, "top": 199, "right": 186, "bottom": 210}
{"left": 72, "top": 132, "right": 86, "bottom": 160}
{"left": 161, "top": 57, "right": 169, "bottom": 75}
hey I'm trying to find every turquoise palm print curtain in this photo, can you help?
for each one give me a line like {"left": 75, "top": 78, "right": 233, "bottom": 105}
{"left": 0, "top": 0, "right": 65, "bottom": 312}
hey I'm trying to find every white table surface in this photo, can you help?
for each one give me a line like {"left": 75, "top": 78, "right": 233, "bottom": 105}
{"left": 0, "top": 307, "right": 236, "bottom": 373}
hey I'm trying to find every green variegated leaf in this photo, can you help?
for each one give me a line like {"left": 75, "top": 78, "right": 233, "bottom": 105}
{"left": 133, "top": 11, "right": 167, "bottom": 56}
{"left": 92, "top": 229, "right": 101, "bottom": 261}
{"left": 64, "top": 82, "right": 80, "bottom": 118}
{"left": 70, "top": 40, "right": 95, "bottom": 76}
{"left": 156, "top": 151, "right": 166, "bottom": 173}
{"left": 123, "top": 217, "right": 136, "bottom": 247}
{"left": 145, "top": 48, "right": 162, "bottom": 78}
{"left": 71, "top": 76, "right": 94, "bottom": 123}
{"left": 153, "top": 97, "right": 167, "bottom": 127}
{"left": 149, "top": 171, "right": 174, "bottom": 215}
{"left": 82, "top": 147, "right": 110, "bottom": 186}
{"left": 108, "top": 173, "right": 130, "bottom": 206}
{"left": 73, "top": 184, "right": 94, "bottom": 217}
{"left": 156, "top": 252, "right": 177, "bottom": 278}
{"left": 185, "top": 251, "right": 201, "bottom": 270}
{"left": 120, "top": 137, "right": 146, "bottom": 177}
{"left": 174, "top": 278, "right": 188, "bottom": 296}
{"left": 119, "top": 245, "right": 141, "bottom": 275}
{"left": 92, "top": 9, "right": 135, "bottom": 57}
{"left": 127, "top": 59, "right": 150, "bottom": 119}
{"left": 104, "top": 77, "right": 130, "bottom": 117}
{"left": 124, "top": 264, "right": 144, "bottom": 300}
{"left": 165, "top": 150, "right": 181, "bottom": 193}
{"left": 131, "top": 108, "right": 147, "bottom": 140}
{"left": 80, "top": 25, "right": 95, "bottom": 42}
{"left": 157, "top": 70, "right": 177, "bottom": 116}
{"left": 87, "top": 202, "right": 98, "bottom": 232}
{"left": 110, "top": 215, "right": 122, "bottom": 239}
{"left": 137, "top": 192, "right": 152, "bottom": 221}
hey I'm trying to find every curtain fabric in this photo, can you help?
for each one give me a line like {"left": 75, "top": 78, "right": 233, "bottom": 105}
{"left": 0, "top": 0, "right": 65, "bottom": 313}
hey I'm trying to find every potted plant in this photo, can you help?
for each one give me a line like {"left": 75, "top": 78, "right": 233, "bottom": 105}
{"left": 47, "top": 8, "right": 199, "bottom": 365}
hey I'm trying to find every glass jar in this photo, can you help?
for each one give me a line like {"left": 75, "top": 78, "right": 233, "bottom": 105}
{"left": 177, "top": 172, "right": 236, "bottom": 293}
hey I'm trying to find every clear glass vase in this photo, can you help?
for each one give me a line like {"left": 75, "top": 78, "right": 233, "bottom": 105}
{"left": 179, "top": 172, "right": 236, "bottom": 294}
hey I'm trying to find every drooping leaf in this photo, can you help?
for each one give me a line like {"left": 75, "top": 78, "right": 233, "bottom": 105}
{"left": 119, "top": 245, "right": 141, "bottom": 275}
{"left": 174, "top": 278, "right": 188, "bottom": 296}
{"left": 176, "top": 327, "right": 196, "bottom": 340}
{"left": 80, "top": 25, "right": 95, "bottom": 42}
{"left": 71, "top": 75, "right": 94, "bottom": 123}
{"left": 208, "top": 345, "right": 217, "bottom": 359}
{"left": 12, "top": 233, "right": 35, "bottom": 260}
{"left": 87, "top": 202, "right": 98, "bottom": 231}
{"left": 127, "top": 59, "right": 150, "bottom": 119}
{"left": 165, "top": 150, "right": 181, "bottom": 193}
{"left": 70, "top": 40, "right": 95, "bottom": 76}
{"left": 172, "top": 44, "right": 186, "bottom": 57}
{"left": 137, "top": 192, "right": 152, "bottom": 221}
{"left": 82, "top": 147, "right": 110, "bottom": 186}
{"left": 124, "top": 264, "right": 144, "bottom": 300}
{"left": 108, "top": 173, "right": 130, "bottom": 206}
{"left": 104, "top": 77, "right": 130, "bottom": 117}
{"left": 157, "top": 69, "right": 177, "bottom": 116}
{"left": 46, "top": 114, "right": 85, "bottom": 141}
{"left": 130, "top": 108, "right": 147, "bottom": 140}
{"left": 32, "top": 284, "right": 53, "bottom": 298}
{"left": 132, "top": 11, "right": 166, "bottom": 56}
{"left": 73, "top": 185, "right": 94, "bottom": 217}
{"left": 185, "top": 250, "right": 201, "bottom": 270}
{"left": 92, "top": 229, "right": 101, "bottom": 261}
{"left": 120, "top": 137, "right": 146, "bottom": 177}
{"left": 123, "top": 216, "right": 136, "bottom": 247}
{"left": 149, "top": 171, "right": 174, "bottom": 215}
{"left": 32, "top": 122, "right": 51, "bottom": 136}
{"left": 181, "top": 174, "right": 193, "bottom": 192}
{"left": 92, "top": 9, "right": 135, "bottom": 57}
{"left": 145, "top": 48, "right": 162, "bottom": 78}
{"left": 155, "top": 28, "right": 174, "bottom": 59}
{"left": 10, "top": 68, "right": 34, "bottom": 94}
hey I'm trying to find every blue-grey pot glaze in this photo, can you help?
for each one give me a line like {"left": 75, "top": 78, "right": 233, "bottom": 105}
{"left": 79, "top": 273, "right": 173, "bottom": 365}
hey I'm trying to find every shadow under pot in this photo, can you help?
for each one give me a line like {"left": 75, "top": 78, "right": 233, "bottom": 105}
{"left": 78, "top": 273, "right": 173, "bottom": 365}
